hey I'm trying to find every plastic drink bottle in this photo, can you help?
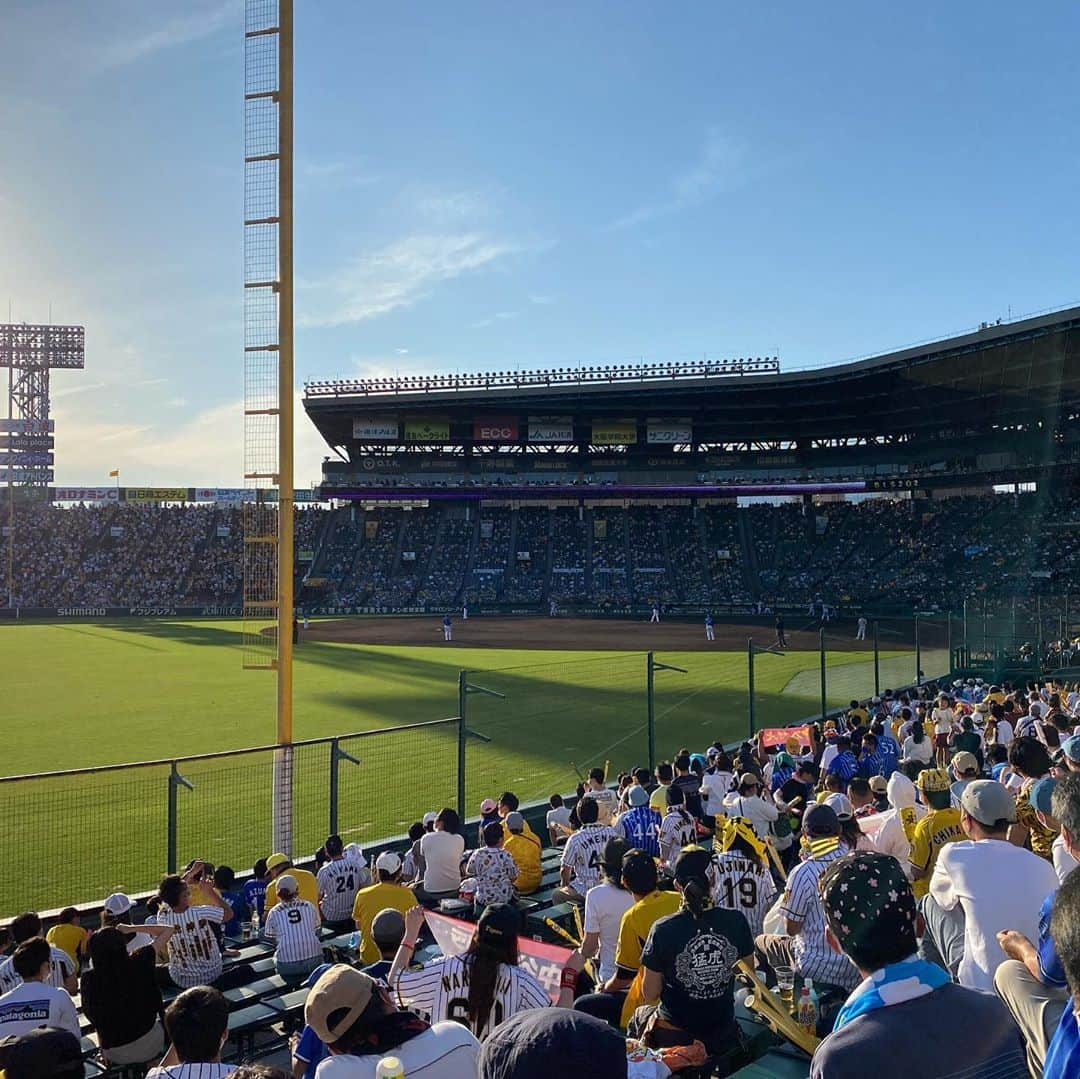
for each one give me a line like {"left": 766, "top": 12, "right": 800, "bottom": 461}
{"left": 375, "top": 1057, "right": 404, "bottom": 1078}
{"left": 796, "top": 978, "right": 819, "bottom": 1033}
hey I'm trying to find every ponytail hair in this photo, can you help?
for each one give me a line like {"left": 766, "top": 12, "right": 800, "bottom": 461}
{"left": 672, "top": 847, "right": 714, "bottom": 920}
{"left": 680, "top": 874, "right": 713, "bottom": 919}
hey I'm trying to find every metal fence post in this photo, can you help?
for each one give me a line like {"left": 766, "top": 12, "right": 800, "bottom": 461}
{"left": 915, "top": 613, "right": 922, "bottom": 686}
{"left": 962, "top": 597, "right": 968, "bottom": 651}
{"left": 873, "top": 620, "right": 880, "bottom": 697}
{"left": 947, "top": 609, "right": 954, "bottom": 679}
{"left": 647, "top": 652, "right": 656, "bottom": 773}
{"left": 167, "top": 762, "right": 193, "bottom": 875}
{"left": 747, "top": 638, "right": 755, "bottom": 738}
{"left": 457, "top": 671, "right": 467, "bottom": 822}
{"left": 819, "top": 628, "right": 827, "bottom": 723}
{"left": 328, "top": 737, "right": 363, "bottom": 837}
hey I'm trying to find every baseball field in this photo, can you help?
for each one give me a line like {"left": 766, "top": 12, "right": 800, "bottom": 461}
{"left": 0, "top": 615, "right": 932, "bottom": 911}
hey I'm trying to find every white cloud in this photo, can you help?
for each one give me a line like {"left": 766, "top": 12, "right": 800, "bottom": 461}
{"left": 299, "top": 233, "right": 517, "bottom": 328}
{"left": 471, "top": 311, "right": 519, "bottom": 329}
{"left": 610, "top": 128, "right": 744, "bottom": 230}
{"left": 95, "top": 0, "right": 242, "bottom": 71}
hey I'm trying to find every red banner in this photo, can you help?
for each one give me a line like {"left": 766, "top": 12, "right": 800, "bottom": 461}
{"left": 423, "top": 909, "right": 571, "bottom": 1003}
{"left": 473, "top": 417, "right": 519, "bottom": 442}
{"left": 759, "top": 724, "right": 813, "bottom": 750}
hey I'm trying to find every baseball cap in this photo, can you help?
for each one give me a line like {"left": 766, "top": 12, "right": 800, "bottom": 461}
{"left": 304, "top": 965, "right": 377, "bottom": 1044}
{"left": 627, "top": 784, "right": 650, "bottom": 807}
{"left": 1030, "top": 776, "right": 1058, "bottom": 816}
{"left": 706, "top": 746, "right": 720, "bottom": 759}
{"left": 505, "top": 811, "right": 524, "bottom": 831}
{"left": 916, "top": 768, "right": 951, "bottom": 793}
{"left": 1062, "top": 735, "right": 1080, "bottom": 764}
{"left": 303, "top": 961, "right": 333, "bottom": 989}
{"left": 868, "top": 775, "right": 888, "bottom": 795}
{"left": 802, "top": 803, "right": 841, "bottom": 838}
{"left": 0, "top": 1027, "right": 83, "bottom": 1079}
{"left": 477, "top": 903, "right": 520, "bottom": 945}
{"left": 371, "top": 908, "right": 406, "bottom": 949}
{"left": 266, "top": 852, "right": 290, "bottom": 871}
{"left": 952, "top": 751, "right": 979, "bottom": 776}
{"left": 102, "top": 893, "right": 132, "bottom": 917}
{"left": 1030, "top": 701, "right": 1044, "bottom": 717}
{"left": 422, "top": 811, "right": 437, "bottom": 827}
{"left": 374, "top": 850, "right": 402, "bottom": 874}
{"left": 823, "top": 793, "right": 854, "bottom": 820}
{"left": 480, "top": 798, "right": 497, "bottom": 814}
{"left": 960, "top": 779, "right": 1018, "bottom": 827}
{"left": 275, "top": 874, "right": 298, "bottom": 896}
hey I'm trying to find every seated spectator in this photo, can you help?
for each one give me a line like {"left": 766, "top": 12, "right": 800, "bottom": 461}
{"left": 0, "top": 913, "right": 76, "bottom": 994}
{"left": 994, "top": 773, "right": 1080, "bottom": 1075}
{"left": 949, "top": 750, "right": 981, "bottom": 808}
{"left": 614, "top": 783, "right": 661, "bottom": 858}
{"left": 846, "top": 777, "right": 876, "bottom": 818}
{"left": 317, "top": 835, "right": 369, "bottom": 932}
{"left": 583, "top": 768, "right": 619, "bottom": 824}
{"left": 921, "top": 780, "right": 1060, "bottom": 990}
{"left": 146, "top": 985, "right": 232, "bottom": 1078}
{"left": 101, "top": 892, "right": 158, "bottom": 954}
{"left": 265, "top": 851, "right": 319, "bottom": 912}
{"left": 0, "top": 1026, "right": 83, "bottom": 1079}
{"left": 80, "top": 925, "right": 174, "bottom": 1066}
{"left": 823, "top": 793, "right": 873, "bottom": 853}
{"left": 305, "top": 964, "right": 480, "bottom": 1076}
{"left": 576, "top": 838, "right": 634, "bottom": 986}
{"left": 574, "top": 850, "right": 680, "bottom": 1027}
{"left": 265, "top": 874, "right": 324, "bottom": 985}
{"left": 44, "top": 909, "right": 86, "bottom": 970}
{"left": 1008, "top": 737, "right": 1057, "bottom": 861}
{"left": 555, "top": 797, "right": 616, "bottom": 904}
{"left": 712, "top": 817, "right": 777, "bottom": 936}
{"left": 546, "top": 794, "right": 572, "bottom": 846}
{"left": 909, "top": 768, "right": 964, "bottom": 899}
{"left": 825, "top": 736, "right": 859, "bottom": 784}
{"left": 722, "top": 772, "right": 778, "bottom": 843}
{"left": 755, "top": 804, "right": 861, "bottom": 991}
{"left": 391, "top": 904, "right": 550, "bottom": 1040}
{"left": 856, "top": 733, "right": 885, "bottom": 780}
{"left": 649, "top": 762, "right": 674, "bottom": 812}
{"left": 0, "top": 940, "right": 79, "bottom": 1040}
{"left": 659, "top": 786, "right": 699, "bottom": 873}
{"left": 1029, "top": 776, "right": 1080, "bottom": 882}
{"left": 809, "top": 851, "right": 1027, "bottom": 1079}
{"left": 415, "top": 808, "right": 465, "bottom": 908}
{"left": 361, "top": 910, "right": 405, "bottom": 983}
{"left": 497, "top": 793, "right": 539, "bottom": 845}
{"left": 213, "top": 866, "right": 248, "bottom": 938}
{"left": 351, "top": 851, "right": 415, "bottom": 966}
{"left": 952, "top": 715, "right": 985, "bottom": 770}
{"left": 901, "top": 720, "right": 933, "bottom": 769}
{"left": 1045, "top": 867, "right": 1080, "bottom": 1075}
{"left": 503, "top": 811, "right": 542, "bottom": 895}
{"left": 466, "top": 823, "right": 519, "bottom": 914}
{"left": 867, "top": 774, "right": 890, "bottom": 812}
{"left": 242, "top": 858, "right": 269, "bottom": 923}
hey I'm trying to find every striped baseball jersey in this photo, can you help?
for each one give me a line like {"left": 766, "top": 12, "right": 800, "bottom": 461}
{"left": 561, "top": 823, "right": 617, "bottom": 894}
{"left": 395, "top": 954, "right": 550, "bottom": 1039}
{"left": 156, "top": 905, "right": 225, "bottom": 988}
{"left": 265, "top": 898, "right": 323, "bottom": 963}
{"left": 614, "top": 805, "right": 661, "bottom": 857}
{"left": 317, "top": 858, "right": 369, "bottom": 922}
{"left": 146, "top": 1065, "right": 237, "bottom": 1078}
{"left": 0, "top": 945, "right": 75, "bottom": 993}
{"left": 711, "top": 852, "right": 776, "bottom": 936}
{"left": 658, "top": 808, "right": 697, "bottom": 870}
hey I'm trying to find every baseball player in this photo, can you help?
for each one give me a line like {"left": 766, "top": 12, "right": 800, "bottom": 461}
{"left": 650, "top": 602, "right": 660, "bottom": 624}
{"left": 462, "top": 602, "right": 468, "bottom": 620}
{"left": 705, "top": 613, "right": 715, "bottom": 641}
{"left": 303, "top": 612, "right": 310, "bottom": 630}
{"left": 856, "top": 615, "right": 867, "bottom": 640}
{"left": 442, "top": 614, "right": 452, "bottom": 641}
{"left": 775, "top": 614, "right": 787, "bottom": 649}
{"left": 549, "top": 598, "right": 557, "bottom": 617}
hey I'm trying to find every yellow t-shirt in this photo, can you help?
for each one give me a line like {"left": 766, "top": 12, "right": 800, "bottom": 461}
{"left": 614, "top": 889, "right": 681, "bottom": 973}
{"left": 265, "top": 867, "right": 320, "bottom": 912}
{"left": 909, "top": 808, "right": 964, "bottom": 898}
{"left": 649, "top": 785, "right": 670, "bottom": 813}
{"left": 351, "top": 880, "right": 416, "bottom": 964}
{"left": 46, "top": 923, "right": 87, "bottom": 966}
{"left": 504, "top": 832, "right": 542, "bottom": 894}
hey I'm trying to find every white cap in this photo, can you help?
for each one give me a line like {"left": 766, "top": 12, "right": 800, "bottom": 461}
{"left": 375, "top": 851, "right": 402, "bottom": 874}
{"left": 345, "top": 843, "right": 364, "bottom": 862}
{"left": 422, "top": 812, "right": 437, "bottom": 826}
{"left": 823, "top": 793, "right": 854, "bottom": 820}
{"left": 275, "top": 874, "right": 299, "bottom": 896}
{"left": 103, "top": 893, "right": 132, "bottom": 917}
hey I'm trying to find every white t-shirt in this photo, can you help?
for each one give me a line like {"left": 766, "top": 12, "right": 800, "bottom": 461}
{"left": 722, "top": 792, "right": 779, "bottom": 840}
{"left": 870, "top": 805, "right": 926, "bottom": 879}
{"left": 0, "top": 980, "right": 80, "bottom": 1040}
{"left": 989, "top": 719, "right": 1014, "bottom": 746}
{"left": 1053, "top": 835, "right": 1080, "bottom": 884}
{"left": 156, "top": 905, "right": 225, "bottom": 988}
{"left": 932, "top": 708, "right": 955, "bottom": 736}
{"left": 0, "top": 945, "right": 75, "bottom": 993}
{"left": 561, "top": 824, "right": 616, "bottom": 893}
{"left": 699, "top": 771, "right": 734, "bottom": 815}
{"left": 395, "top": 955, "right": 549, "bottom": 1039}
{"left": 546, "top": 805, "right": 572, "bottom": 834}
{"left": 420, "top": 830, "right": 466, "bottom": 894}
{"left": 265, "top": 898, "right": 323, "bottom": 963}
{"left": 147, "top": 1067, "right": 237, "bottom": 1079}
{"left": 929, "top": 838, "right": 1061, "bottom": 991}
{"left": 819, "top": 744, "right": 839, "bottom": 775}
{"left": 316, "top": 1022, "right": 480, "bottom": 1078}
{"left": 584, "top": 787, "right": 618, "bottom": 825}
{"left": 583, "top": 882, "right": 634, "bottom": 982}
{"left": 902, "top": 736, "right": 934, "bottom": 764}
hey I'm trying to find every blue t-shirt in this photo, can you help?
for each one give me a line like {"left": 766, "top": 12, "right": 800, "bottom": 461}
{"left": 877, "top": 736, "right": 900, "bottom": 777}
{"left": 1037, "top": 890, "right": 1066, "bottom": 988}
{"left": 858, "top": 751, "right": 885, "bottom": 779}
{"left": 294, "top": 1025, "right": 327, "bottom": 1079}
{"left": 243, "top": 878, "right": 268, "bottom": 920}
{"left": 828, "top": 751, "right": 858, "bottom": 783}
{"left": 1044, "top": 998, "right": 1079, "bottom": 1078}
{"left": 221, "top": 889, "right": 248, "bottom": 936}
{"left": 991, "top": 762, "right": 1009, "bottom": 782}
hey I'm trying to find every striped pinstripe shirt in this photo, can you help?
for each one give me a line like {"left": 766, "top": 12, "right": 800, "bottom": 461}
{"left": 317, "top": 857, "right": 369, "bottom": 922}
{"left": 264, "top": 898, "right": 322, "bottom": 963}
{"left": 146, "top": 1065, "right": 237, "bottom": 1077}
{"left": 0, "top": 946, "right": 75, "bottom": 993}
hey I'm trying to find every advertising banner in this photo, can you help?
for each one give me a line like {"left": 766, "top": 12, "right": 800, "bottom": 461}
{"left": 472, "top": 416, "right": 519, "bottom": 442}
{"left": 352, "top": 416, "right": 399, "bottom": 441}
{"left": 404, "top": 418, "right": 450, "bottom": 441}
{"left": 54, "top": 487, "right": 119, "bottom": 503}
{"left": 125, "top": 487, "right": 189, "bottom": 503}
{"left": 195, "top": 488, "right": 249, "bottom": 503}
{"left": 1, "top": 435, "right": 54, "bottom": 451}
{"left": 0, "top": 468, "right": 54, "bottom": 482}
{"left": 758, "top": 724, "right": 813, "bottom": 751}
{"left": 424, "top": 911, "right": 570, "bottom": 1003}
{"left": 646, "top": 418, "right": 692, "bottom": 445}
{"left": 528, "top": 416, "right": 574, "bottom": 443}
{"left": 591, "top": 419, "right": 637, "bottom": 445}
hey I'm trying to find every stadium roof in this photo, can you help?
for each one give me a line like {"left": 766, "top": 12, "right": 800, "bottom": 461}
{"left": 304, "top": 304, "right": 1080, "bottom": 448}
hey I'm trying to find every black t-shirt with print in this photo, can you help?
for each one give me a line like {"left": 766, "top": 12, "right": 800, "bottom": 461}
{"left": 641, "top": 907, "right": 754, "bottom": 1046}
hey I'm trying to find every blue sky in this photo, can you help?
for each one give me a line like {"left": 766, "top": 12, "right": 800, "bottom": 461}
{"left": 1, "top": 1, "right": 1077, "bottom": 485}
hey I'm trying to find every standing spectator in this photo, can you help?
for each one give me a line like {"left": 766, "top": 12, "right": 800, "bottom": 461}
{"left": 466, "top": 823, "right": 519, "bottom": 914}
{"left": 0, "top": 940, "right": 80, "bottom": 1040}
{"left": 81, "top": 925, "right": 173, "bottom": 1066}
{"left": 825, "top": 737, "right": 859, "bottom": 785}
{"left": 908, "top": 768, "right": 964, "bottom": 900}
{"left": 658, "top": 786, "right": 698, "bottom": 874}
{"left": 44, "top": 910, "right": 86, "bottom": 970}
{"left": 351, "top": 852, "right": 416, "bottom": 966}
{"left": 921, "top": 780, "right": 1060, "bottom": 990}
{"left": 264, "top": 852, "right": 319, "bottom": 912}
{"left": 145, "top": 986, "right": 234, "bottom": 1078}
{"left": 555, "top": 797, "right": 616, "bottom": 904}
{"left": 576, "top": 838, "right": 634, "bottom": 986}
{"left": 264, "top": 875, "right": 324, "bottom": 985}
{"left": 613, "top": 784, "right": 661, "bottom": 858}
{"left": 809, "top": 852, "right": 1027, "bottom": 1079}
{"left": 712, "top": 817, "right": 777, "bottom": 936}
{"left": 722, "top": 772, "right": 779, "bottom": 842}
{"left": 502, "top": 812, "right": 542, "bottom": 895}
{"left": 317, "top": 834, "right": 369, "bottom": 932}
{"left": 754, "top": 804, "right": 861, "bottom": 991}
{"left": 931, "top": 695, "right": 956, "bottom": 768}
{"left": 1008, "top": 738, "right": 1057, "bottom": 861}
{"left": 415, "top": 808, "right": 465, "bottom": 907}
{"left": 670, "top": 755, "right": 704, "bottom": 818}
{"left": 0, "top": 914, "right": 76, "bottom": 995}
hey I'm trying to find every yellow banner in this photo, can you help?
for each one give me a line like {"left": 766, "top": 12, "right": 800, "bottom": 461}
{"left": 591, "top": 420, "right": 637, "bottom": 445}
{"left": 125, "top": 487, "right": 189, "bottom": 502}
{"left": 404, "top": 418, "right": 450, "bottom": 441}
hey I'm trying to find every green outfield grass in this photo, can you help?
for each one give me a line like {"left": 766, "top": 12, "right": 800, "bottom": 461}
{"left": 0, "top": 619, "right": 922, "bottom": 912}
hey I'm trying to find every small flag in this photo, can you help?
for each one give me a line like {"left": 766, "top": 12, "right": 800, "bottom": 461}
{"left": 108, "top": 469, "right": 119, "bottom": 477}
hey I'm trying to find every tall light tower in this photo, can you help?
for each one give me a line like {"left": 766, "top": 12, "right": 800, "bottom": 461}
{"left": 242, "top": 0, "right": 294, "bottom": 853}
